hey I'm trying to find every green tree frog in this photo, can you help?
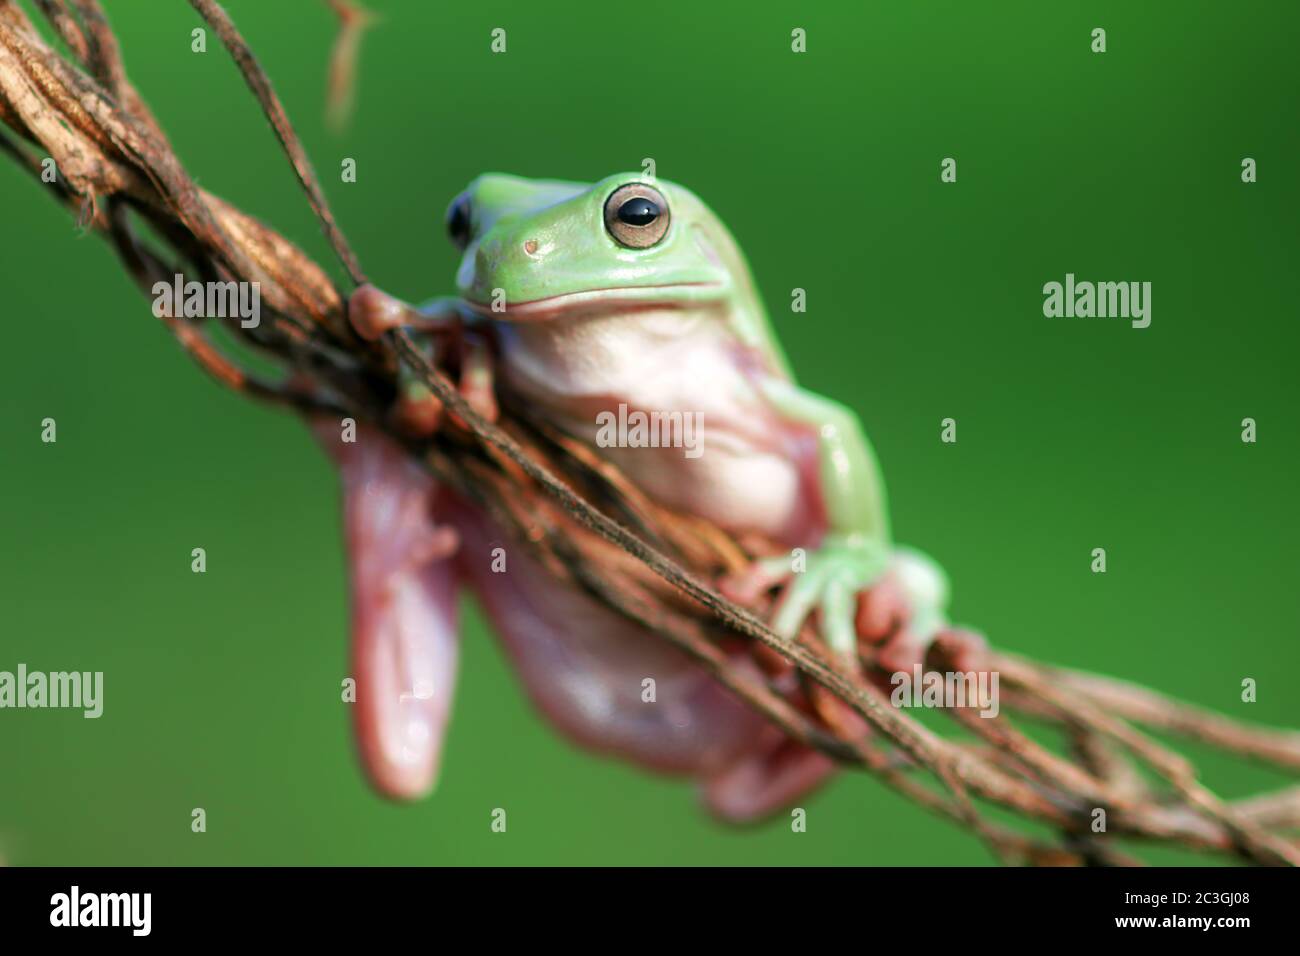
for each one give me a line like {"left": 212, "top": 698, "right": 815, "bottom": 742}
{"left": 316, "top": 173, "right": 964, "bottom": 820}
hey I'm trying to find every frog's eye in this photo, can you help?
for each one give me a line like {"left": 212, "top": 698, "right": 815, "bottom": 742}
{"left": 445, "top": 194, "right": 472, "bottom": 251}
{"left": 604, "top": 184, "right": 670, "bottom": 249}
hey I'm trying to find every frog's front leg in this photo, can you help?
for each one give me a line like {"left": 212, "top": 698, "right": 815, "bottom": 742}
{"left": 348, "top": 284, "right": 465, "bottom": 341}
{"left": 347, "top": 284, "right": 498, "bottom": 427}
{"left": 746, "top": 379, "right": 894, "bottom": 660}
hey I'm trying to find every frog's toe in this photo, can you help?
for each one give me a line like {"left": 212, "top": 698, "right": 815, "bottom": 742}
{"left": 854, "top": 570, "right": 909, "bottom": 645}
{"left": 456, "top": 337, "right": 499, "bottom": 424}
{"left": 817, "top": 570, "right": 858, "bottom": 659}
{"left": 717, "top": 555, "right": 792, "bottom": 605}
{"left": 771, "top": 570, "right": 823, "bottom": 639}
{"left": 392, "top": 382, "right": 444, "bottom": 436}
{"left": 929, "top": 627, "right": 989, "bottom": 673}
{"left": 348, "top": 283, "right": 409, "bottom": 340}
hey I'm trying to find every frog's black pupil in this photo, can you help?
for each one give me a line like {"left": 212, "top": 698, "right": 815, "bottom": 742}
{"left": 447, "top": 199, "right": 471, "bottom": 247}
{"left": 617, "top": 197, "right": 659, "bottom": 227}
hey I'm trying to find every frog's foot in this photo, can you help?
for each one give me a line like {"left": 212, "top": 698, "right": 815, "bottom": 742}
{"left": 861, "top": 550, "right": 986, "bottom": 683}
{"left": 723, "top": 535, "right": 891, "bottom": 664}
{"left": 390, "top": 335, "right": 498, "bottom": 438}
{"left": 348, "top": 283, "right": 453, "bottom": 341}
{"left": 348, "top": 284, "right": 498, "bottom": 435}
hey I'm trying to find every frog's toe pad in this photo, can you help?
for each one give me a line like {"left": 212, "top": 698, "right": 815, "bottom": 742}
{"left": 349, "top": 283, "right": 408, "bottom": 341}
{"left": 928, "top": 628, "right": 989, "bottom": 673}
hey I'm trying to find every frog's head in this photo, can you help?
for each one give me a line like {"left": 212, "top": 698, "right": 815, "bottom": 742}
{"left": 446, "top": 172, "right": 758, "bottom": 319}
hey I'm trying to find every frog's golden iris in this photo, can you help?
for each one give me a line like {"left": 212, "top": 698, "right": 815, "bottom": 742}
{"left": 603, "top": 182, "right": 671, "bottom": 248}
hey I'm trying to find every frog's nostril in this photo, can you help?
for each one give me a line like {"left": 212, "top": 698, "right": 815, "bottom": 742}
{"left": 523, "top": 239, "right": 539, "bottom": 257}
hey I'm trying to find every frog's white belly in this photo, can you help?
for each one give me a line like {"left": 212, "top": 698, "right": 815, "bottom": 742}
{"left": 493, "top": 308, "right": 821, "bottom": 544}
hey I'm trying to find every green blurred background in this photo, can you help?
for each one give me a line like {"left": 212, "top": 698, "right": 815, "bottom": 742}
{"left": 1, "top": 0, "right": 1296, "bottom": 865}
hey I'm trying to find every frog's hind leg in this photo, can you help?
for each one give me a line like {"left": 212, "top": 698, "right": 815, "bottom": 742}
{"left": 450, "top": 503, "right": 771, "bottom": 776}
{"left": 312, "top": 421, "right": 463, "bottom": 801}
{"left": 702, "top": 727, "right": 837, "bottom": 823}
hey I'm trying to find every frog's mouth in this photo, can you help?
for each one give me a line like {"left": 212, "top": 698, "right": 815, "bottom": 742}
{"left": 461, "top": 282, "right": 724, "bottom": 319}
